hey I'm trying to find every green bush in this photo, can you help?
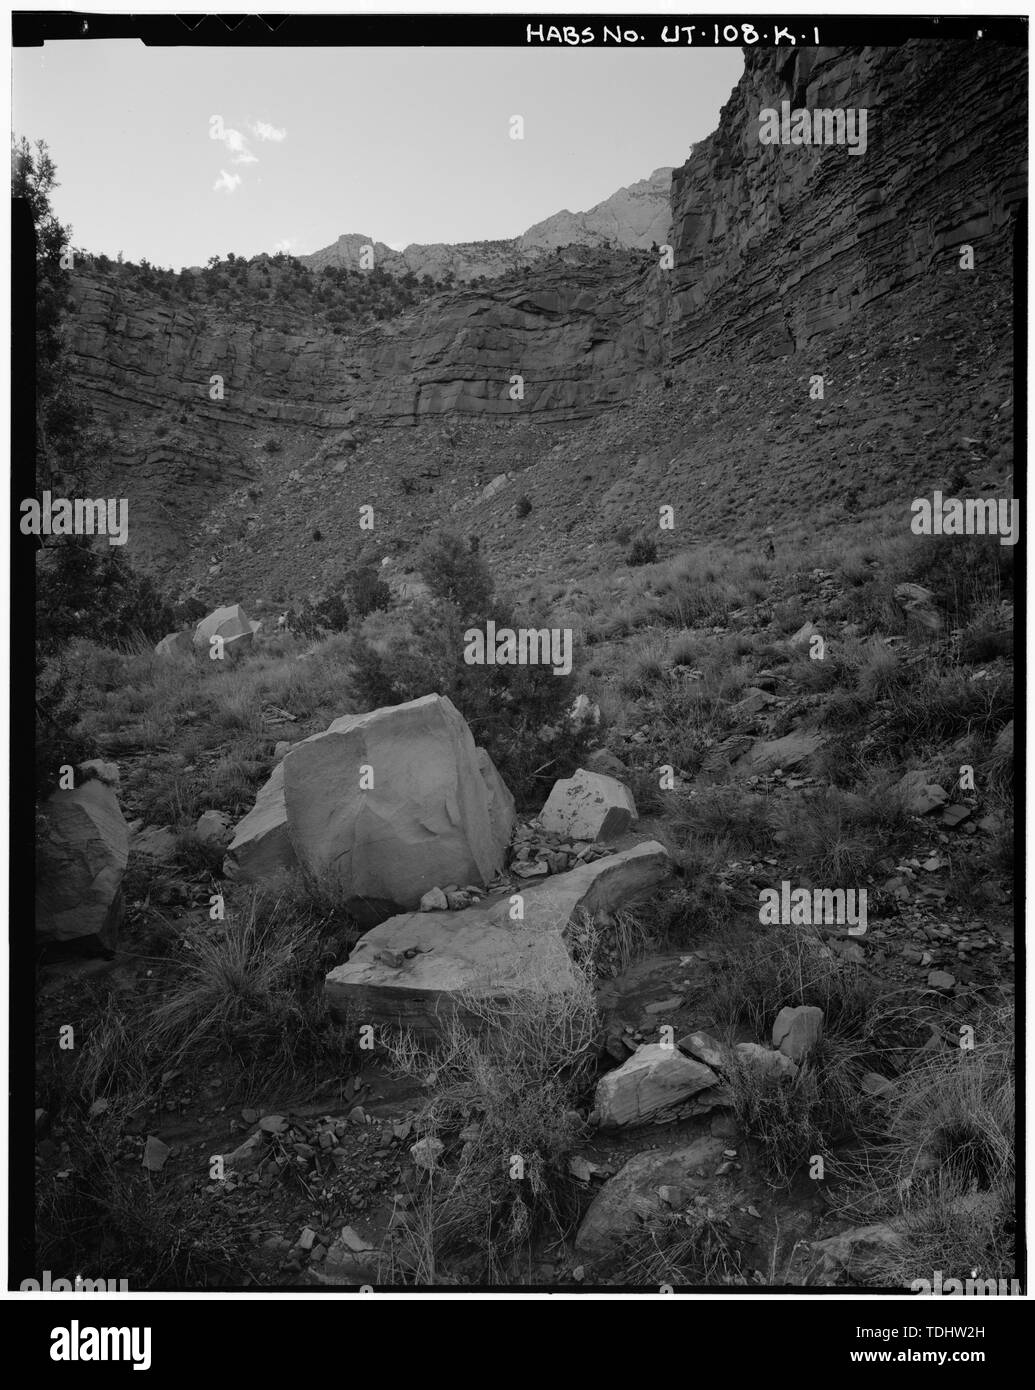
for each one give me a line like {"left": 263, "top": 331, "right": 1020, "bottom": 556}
{"left": 36, "top": 538, "right": 175, "bottom": 651}
{"left": 416, "top": 530, "right": 494, "bottom": 619}
{"left": 343, "top": 564, "right": 391, "bottom": 620}
{"left": 627, "top": 535, "right": 658, "bottom": 567}
{"left": 346, "top": 585, "right": 589, "bottom": 806}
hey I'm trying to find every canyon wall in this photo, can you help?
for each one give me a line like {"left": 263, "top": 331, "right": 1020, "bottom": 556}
{"left": 665, "top": 40, "right": 1026, "bottom": 361}
{"left": 63, "top": 39, "right": 1025, "bottom": 574}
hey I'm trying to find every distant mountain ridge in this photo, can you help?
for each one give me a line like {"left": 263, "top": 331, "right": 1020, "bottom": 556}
{"left": 299, "top": 167, "right": 674, "bottom": 283}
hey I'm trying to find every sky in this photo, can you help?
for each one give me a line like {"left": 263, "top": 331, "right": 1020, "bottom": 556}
{"left": 13, "top": 41, "right": 743, "bottom": 269}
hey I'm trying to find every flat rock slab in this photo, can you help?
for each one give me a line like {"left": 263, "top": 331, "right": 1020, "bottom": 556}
{"left": 735, "top": 729, "right": 824, "bottom": 773}
{"left": 326, "top": 840, "right": 674, "bottom": 1036}
{"left": 575, "top": 1137, "right": 727, "bottom": 1260}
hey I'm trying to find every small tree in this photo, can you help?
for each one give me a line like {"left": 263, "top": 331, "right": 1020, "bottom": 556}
{"left": 417, "top": 530, "right": 494, "bottom": 619}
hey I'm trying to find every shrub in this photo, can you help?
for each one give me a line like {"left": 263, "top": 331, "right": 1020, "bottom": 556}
{"left": 416, "top": 530, "right": 494, "bottom": 618}
{"left": 343, "top": 563, "right": 391, "bottom": 619}
{"left": 515, "top": 494, "right": 532, "bottom": 518}
{"left": 346, "top": 594, "right": 587, "bottom": 805}
{"left": 627, "top": 535, "right": 658, "bottom": 567}
{"left": 381, "top": 967, "right": 598, "bottom": 1282}
{"left": 36, "top": 538, "right": 175, "bottom": 650}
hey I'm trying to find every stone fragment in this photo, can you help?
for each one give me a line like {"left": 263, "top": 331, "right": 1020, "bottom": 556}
{"left": 772, "top": 1005, "right": 824, "bottom": 1061}
{"left": 575, "top": 1139, "right": 726, "bottom": 1259}
{"left": 196, "top": 809, "right": 233, "bottom": 846}
{"left": 733, "top": 1042, "right": 799, "bottom": 1080}
{"left": 410, "top": 1137, "right": 444, "bottom": 1171}
{"left": 142, "top": 1135, "right": 171, "bottom": 1172}
{"left": 677, "top": 1031, "right": 729, "bottom": 1069}
{"left": 594, "top": 1043, "right": 719, "bottom": 1128}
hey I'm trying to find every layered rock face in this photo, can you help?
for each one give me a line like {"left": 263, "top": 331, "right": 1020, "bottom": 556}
{"left": 66, "top": 249, "right": 660, "bottom": 569}
{"left": 63, "top": 41, "right": 1024, "bottom": 582}
{"left": 665, "top": 41, "right": 1026, "bottom": 360}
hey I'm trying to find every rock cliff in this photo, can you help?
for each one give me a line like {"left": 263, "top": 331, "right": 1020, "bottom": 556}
{"left": 665, "top": 42, "right": 1026, "bottom": 360}
{"left": 62, "top": 39, "right": 1024, "bottom": 586}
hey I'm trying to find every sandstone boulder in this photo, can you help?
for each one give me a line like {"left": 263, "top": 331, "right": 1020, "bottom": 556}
{"left": 155, "top": 629, "right": 194, "bottom": 658}
{"left": 325, "top": 840, "right": 673, "bottom": 1036}
{"left": 223, "top": 762, "right": 297, "bottom": 883}
{"left": 594, "top": 1043, "right": 720, "bottom": 1128}
{"left": 284, "top": 695, "right": 514, "bottom": 912}
{"left": 537, "top": 768, "right": 637, "bottom": 842}
{"left": 475, "top": 746, "right": 516, "bottom": 851}
{"left": 575, "top": 1138, "right": 727, "bottom": 1260}
{"left": 36, "top": 779, "right": 129, "bottom": 947}
{"left": 193, "top": 604, "right": 255, "bottom": 657}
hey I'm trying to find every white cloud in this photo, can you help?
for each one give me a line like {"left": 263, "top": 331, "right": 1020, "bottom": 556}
{"left": 215, "top": 125, "right": 259, "bottom": 165}
{"left": 213, "top": 169, "right": 242, "bottom": 194}
{"left": 251, "top": 120, "right": 286, "bottom": 142}
{"left": 273, "top": 238, "right": 295, "bottom": 253}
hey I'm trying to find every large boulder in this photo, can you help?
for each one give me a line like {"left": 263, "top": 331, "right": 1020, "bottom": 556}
{"left": 574, "top": 1138, "right": 727, "bottom": 1260}
{"left": 593, "top": 1043, "right": 721, "bottom": 1128}
{"left": 223, "top": 762, "right": 297, "bottom": 883}
{"left": 283, "top": 695, "right": 514, "bottom": 912}
{"left": 193, "top": 603, "right": 255, "bottom": 658}
{"left": 325, "top": 840, "right": 674, "bottom": 1036}
{"left": 154, "top": 630, "right": 194, "bottom": 658}
{"left": 475, "top": 747, "right": 516, "bottom": 850}
{"left": 36, "top": 779, "right": 130, "bottom": 948}
{"left": 537, "top": 768, "right": 637, "bottom": 842}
